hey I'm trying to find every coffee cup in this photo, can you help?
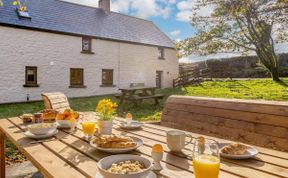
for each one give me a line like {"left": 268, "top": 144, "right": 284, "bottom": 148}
{"left": 166, "top": 130, "right": 193, "bottom": 152}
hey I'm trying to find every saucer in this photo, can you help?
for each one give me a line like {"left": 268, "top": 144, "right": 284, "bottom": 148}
{"left": 95, "top": 171, "right": 157, "bottom": 178}
{"left": 119, "top": 121, "right": 144, "bottom": 130}
{"left": 24, "top": 129, "right": 58, "bottom": 139}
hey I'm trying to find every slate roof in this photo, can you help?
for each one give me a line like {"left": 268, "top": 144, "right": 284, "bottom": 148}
{"left": 0, "top": 0, "right": 174, "bottom": 48}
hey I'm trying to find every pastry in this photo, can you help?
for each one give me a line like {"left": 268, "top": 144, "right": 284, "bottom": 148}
{"left": 221, "top": 143, "right": 247, "bottom": 155}
{"left": 100, "top": 141, "right": 137, "bottom": 148}
{"left": 93, "top": 135, "right": 137, "bottom": 149}
{"left": 40, "top": 109, "right": 58, "bottom": 122}
{"left": 21, "top": 114, "right": 34, "bottom": 123}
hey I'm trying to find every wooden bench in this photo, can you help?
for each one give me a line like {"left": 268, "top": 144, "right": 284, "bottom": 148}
{"left": 161, "top": 95, "right": 288, "bottom": 151}
{"left": 41, "top": 92, "right": 70, "bottom": 112}
{"left": 130, "top": 94, "right": 164, "bottom": 106}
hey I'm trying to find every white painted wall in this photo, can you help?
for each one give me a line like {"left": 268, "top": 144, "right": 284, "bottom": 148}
{"left": 0, "top": 26, "right": 178, "bottom": 103}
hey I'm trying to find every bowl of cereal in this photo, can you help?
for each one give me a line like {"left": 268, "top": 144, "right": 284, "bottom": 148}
{"left": 27, "top": 123, "right": 57, "bottom": 135}
{"left": 97, "top": 154, "right": 152, "bottom": 178}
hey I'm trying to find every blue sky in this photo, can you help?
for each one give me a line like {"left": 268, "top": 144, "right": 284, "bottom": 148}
{"left": 63, "top": 0, "right": 198, "bottom": 42}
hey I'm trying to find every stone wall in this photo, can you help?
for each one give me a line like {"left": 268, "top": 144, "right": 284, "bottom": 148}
{"left": 180, "top": 54, "right": 288, "bottom": 78}
{"left": 0, "top": 26, "right": 178, "bottom": 103}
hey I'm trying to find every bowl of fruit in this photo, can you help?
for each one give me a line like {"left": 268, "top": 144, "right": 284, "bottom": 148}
{"left": 56, "top": 109, "right": 80, "bottom": 129}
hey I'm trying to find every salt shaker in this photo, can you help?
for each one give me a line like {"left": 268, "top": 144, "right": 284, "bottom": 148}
{"left": 151, "top": 144, "right": 163, "bottom": 171}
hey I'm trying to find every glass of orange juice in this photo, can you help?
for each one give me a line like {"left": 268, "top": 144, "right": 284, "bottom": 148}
{"left": 82, "top": 121, "right": 96, "bottom": 140}
{"left": 193, "top": 137, "right": 220, "bottom": 178}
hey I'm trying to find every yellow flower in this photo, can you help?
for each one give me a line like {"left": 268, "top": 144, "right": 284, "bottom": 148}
{"left": 96, "top": 99, "right": 117, "bottom": 119}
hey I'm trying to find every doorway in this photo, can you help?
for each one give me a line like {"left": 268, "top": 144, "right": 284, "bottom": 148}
{"left": 156, "top": 71, "right": 163, "bottom": 88}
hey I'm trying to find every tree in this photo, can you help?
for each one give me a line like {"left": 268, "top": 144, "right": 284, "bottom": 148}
{"left": 177, "top": 0, "right": 288, "bottom": 81}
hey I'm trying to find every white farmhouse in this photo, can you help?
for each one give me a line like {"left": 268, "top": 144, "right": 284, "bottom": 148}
{"left": 0, "top": 0, "right": 178, "bottom": 103}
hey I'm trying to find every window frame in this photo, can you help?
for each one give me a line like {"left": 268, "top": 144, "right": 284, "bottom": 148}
{"left": 101, "top": 69, "right": 115, "bottom": 87}
{"left": 81, "top": 37, "right": 94, "bottom": 54}
{"left": 24, "top": 66, "right": 38, "bottom": 87}
{"left": 70, "top": 68, "right": 86, "bottom": 88}
{"left": 158, "top": 47, "right": 165, "bottom": 59}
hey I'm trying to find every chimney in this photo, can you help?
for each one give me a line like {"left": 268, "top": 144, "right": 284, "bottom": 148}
{"left": 99, "top": 0, "right": 110, "bottom": 11}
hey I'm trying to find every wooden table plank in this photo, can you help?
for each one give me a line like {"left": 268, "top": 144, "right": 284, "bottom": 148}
{"left": 143, "top": 122, "right": 288, "bottom": 160}
{"left": 10, "top": 118, "right": 99, "bottom": 178}
{"left": 113, "top": 122, "right": 287, "bottom": 178}
{"left": 1, "top": 118, "right": 86, "bottom": 178}
{"left": 71, "top": 125, "right": 196, "bottom": 178}
{"left": 134, "top": 124, "right": 288, "bottom": 177}
{"left": 0, "top": 129, "right": 5, "bottom": 178}
{"left": 113, "top": 126, "right": 282, "bottom": 178}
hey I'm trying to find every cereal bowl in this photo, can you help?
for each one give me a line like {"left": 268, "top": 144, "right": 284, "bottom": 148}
{"left": 97, "top": 154, "right": 152, "bottom": 178}
{"left": 27, "top": 123, "right": 57, "bottom": 135}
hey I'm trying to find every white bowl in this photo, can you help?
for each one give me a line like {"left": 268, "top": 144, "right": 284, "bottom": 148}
{"left": 57, "top": 120, "right": 76, "bottom": 129}
{"left": 27, "top": 123, "right": 57, "bottom": 135}
{"left": 97, "top": 154, "right": 152, "bottom": 178}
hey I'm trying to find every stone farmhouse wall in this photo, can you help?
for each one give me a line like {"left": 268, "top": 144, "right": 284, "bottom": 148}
{"left": 0, "top": 26, "right": 178, "bottom": 103}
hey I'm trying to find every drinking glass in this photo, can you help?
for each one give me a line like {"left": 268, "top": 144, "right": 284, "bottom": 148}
{"left": 82, "top": 121, "right": 96, "bottom": 140}
{"left": 192, "top": 137, "right": 220, "bottom": 178}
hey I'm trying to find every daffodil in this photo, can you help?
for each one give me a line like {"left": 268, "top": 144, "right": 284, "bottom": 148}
{"left": 96, "top": 99, "right": 117, "bottom": 121}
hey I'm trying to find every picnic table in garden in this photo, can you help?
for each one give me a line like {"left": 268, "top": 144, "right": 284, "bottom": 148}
{"left": 1, "top": 116, "right": 288, "bottom": 178}
{"left": 117, "top": 86, "right": 164, "bottom": 105}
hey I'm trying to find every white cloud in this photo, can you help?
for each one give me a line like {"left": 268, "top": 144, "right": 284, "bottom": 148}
{"left": 175, "top": 38, "right": 182, "bottom": 42}
{"left": 111, "top": 0, "right": 131, "bottom": 13}
{"left": 170, "top": 30, "right": 181, "bottom": 36}
{"left": 61, "top": 0, "right": 174, "bottom": 19}
{"left": 176, "top": 0, "right": 214, "bottom": 22}
{"left": 112, "top": 0, "right": 174, "bottom": 19}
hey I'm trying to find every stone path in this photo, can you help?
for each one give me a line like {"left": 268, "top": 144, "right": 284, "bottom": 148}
{"left": 6, "top": 161, "right": 43, "bottom": 178}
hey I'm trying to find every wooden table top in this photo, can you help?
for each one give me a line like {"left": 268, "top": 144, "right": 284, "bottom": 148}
{"left": 1, "top": 117, "right": 288, "bottom": 178}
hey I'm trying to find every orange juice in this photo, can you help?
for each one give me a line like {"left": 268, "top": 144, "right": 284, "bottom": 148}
{"left": 193, "top": 155, "right": 220, "bottom": 178}
{"left": 82, "top": 122, "right": 96, "bottom": 135}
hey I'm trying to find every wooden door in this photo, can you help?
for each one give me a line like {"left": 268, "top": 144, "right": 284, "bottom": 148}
{"left": 156, "top": 71, "right": 163, "bottom": 88}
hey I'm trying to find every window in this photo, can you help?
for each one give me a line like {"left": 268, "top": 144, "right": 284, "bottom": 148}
{"left": 82, "top": 37, "right": 93, "bottom": 53}
{"left": 70, "top": 68, "right": 85, "bottom": 87}
{"left": 24, "top": 66, "right": 38, "bottom": 87}
{"left": 102, "top": 69, "right": 114, "bottom": 86}
{"left": 158, "top": 47, "right": 164, "bottom": 59}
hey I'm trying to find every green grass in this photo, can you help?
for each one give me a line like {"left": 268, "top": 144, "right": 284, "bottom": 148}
{"left": 1, "top": 79, "right": 288, "bottom": 121}
{"left": 1, "top": 78, "right": 288, "bottom": 160}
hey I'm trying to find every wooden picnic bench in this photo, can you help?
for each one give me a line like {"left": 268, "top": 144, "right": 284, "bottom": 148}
{"left": 117, "top": 86, "right": 164, "bottom": 106}
{"left": 161, "top": 95, "right": 288, "bottom": 152}
{"left": 1, "top": 116, "right": 288, "bottom": 178}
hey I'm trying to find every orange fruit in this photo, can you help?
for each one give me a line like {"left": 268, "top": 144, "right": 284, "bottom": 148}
{"left": 56, "top": 113, "right": 65, "bottom": 120}
{"left": 65, "top": 114, "right": 75, "bottom": 121}
{"left": 73, "top": 112, "right": 80, "bottom": 119}
{"left": 64, "top": 109, "right": 72, "bottom": 117}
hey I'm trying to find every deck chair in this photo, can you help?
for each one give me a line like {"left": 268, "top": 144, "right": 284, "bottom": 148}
{"left": 41, "top": 92, "right": 70, "bottom": 111}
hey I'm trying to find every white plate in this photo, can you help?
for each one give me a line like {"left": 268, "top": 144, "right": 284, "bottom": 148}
{"left": 220, "top": 143, "right": 258, "bottom": 159}
{"left": 90, "top": 136, "right": 143, "bottom": 153}
{"left": 95, "top": 171, "right": 156, "bottom": 178}
{"left": 24, "top": 129, "right": 58, "bottom": 139}
{"left": 119, "top": 121, "right": 144, "bottom": 130}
